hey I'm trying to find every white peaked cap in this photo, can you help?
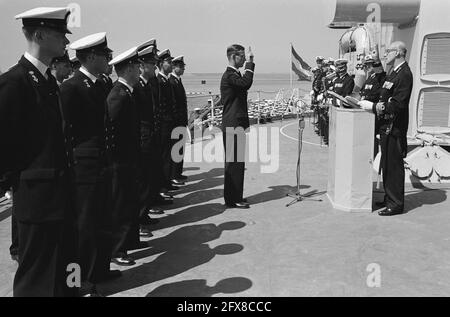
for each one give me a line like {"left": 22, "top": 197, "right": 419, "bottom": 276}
{"left": 109, "top": 46, "right": 139, "bottom": 66}
{"left": 15, "top": 7, "right": 69, "bottom": 20}
{"left": 70, "top": 32, "right": 108, "bottom": 51}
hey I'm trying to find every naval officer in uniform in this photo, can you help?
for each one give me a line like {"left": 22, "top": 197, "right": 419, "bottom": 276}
{"left": 50, "top": 51, "right": 72, "bottom": 86}
{"left": 157, "top": 49, "right": 181, "bottom": 190}
{"left": 0, "top": 7, "right": 75, "bottom": 297}
{"left": 220, "top": 44, "right": 255, "bottom": 209}
{"left": 333, "top": 59, "right": 355, "bottom": 98}
{"left": 70, "top": 55, "right": 81, "bottom": 73}
{"left": 61, "top": 32, "right": 119, "bottom": 297}
{"left": 359, "top": 55, "right": 386, "bottom": 156}
{"left": 142, "top": 42, "right": 175, "bottom": 205}
{"left": 106, "top": 47, "right": 142, "bottom": 265}
{"left": 169, "top": 55, "right": 189, "bottom": 183}
{"left": 134, "top": 40, "right": 163, "bottom": 238}
{"left": 359, "top": 41, "right": 413, "bottom": 216}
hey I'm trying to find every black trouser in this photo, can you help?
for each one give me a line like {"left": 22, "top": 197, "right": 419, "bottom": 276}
{"left": 109, "top": 164, "right": 140, "bottom": 257}
{"left": 149, "top": 136, "right": 166, "bottom": 194}
{"left": 10, "top": 211, "right": 19, "bottom": 256}
{"left": 380, "top": 132, "right": 406, "bottom": 211}
{"left": 374, "top": 118, "right": 381, "bottom": 158}
{"left": 223, "top": 129, "right": 246, "bottom": 205}
{"left": 74, "top": 167, "right": 111, "bottom": 294}
{"left": 13, "top": 219, "right": 77, "bottom": 297}
{"left": 160, "top": 121, "right": 175, "bottom": 186}
{"left": 171, "top": 126, "right": 186, "bottom": 179}
{"left": 139, "top": 151, "right": 153, "bottom": 216}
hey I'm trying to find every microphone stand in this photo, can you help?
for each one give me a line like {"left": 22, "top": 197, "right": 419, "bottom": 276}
{"left": 286, "top": 111, "right": 324, "bottom": 207}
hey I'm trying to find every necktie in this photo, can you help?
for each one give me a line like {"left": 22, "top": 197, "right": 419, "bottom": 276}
{"left": 45, "top": 68, "right": 52, "bottom": 81}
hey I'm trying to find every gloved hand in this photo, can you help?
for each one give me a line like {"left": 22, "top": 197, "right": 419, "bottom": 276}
{"left": 317, "top": 94, "right": 324, "bottom": 102}
{"left": 358, "top": 100, "right": 374, "bottom": 111}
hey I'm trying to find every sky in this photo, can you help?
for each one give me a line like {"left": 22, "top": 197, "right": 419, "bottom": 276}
{"left": 0, "top": 0, "right": 343, "bottom": 73}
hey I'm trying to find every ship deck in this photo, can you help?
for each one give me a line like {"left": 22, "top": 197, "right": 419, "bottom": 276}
{"left": 1, "top": 118, "right": 450, "bottom": 297}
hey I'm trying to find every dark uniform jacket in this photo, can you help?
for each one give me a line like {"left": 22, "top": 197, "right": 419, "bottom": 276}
{"left": 321, "top": 72, "right": 337, "bottom": 94}
{"left": 105, "top": 81, "right": 140, "bottom": 166}
{"left": 312, "top": 71, "right": 324, "bottom": 94}
{"left": 156, "top": 73, "right": 176, "bottom": 123}
{"left": 60, "top": 70, "right": 107, "bottom": 157}
{"left": 133, "top": 77, "right": 155, "bottom": 153}
{"left": 100, "top": 74, "right": 113, "bottom": 94}
{"left": 360, "top": 72, "right": 386, "bottom": 103}
{"left": 374, "top": 62, "right": 413, "bottom": 144}
{"left": 220, "top": 62, "right": 255, "bottom": 130}
{"left": 333, "top": 73, "right": 355, "bottom": 97}
{"left": 0, "top": 56, "right": 72, "bottom": 223}
{"left": 169, "top": 74, "right": 188, "bottom": 126}
{"left": 148, "top": 77, "right": 161, "bottom": 138}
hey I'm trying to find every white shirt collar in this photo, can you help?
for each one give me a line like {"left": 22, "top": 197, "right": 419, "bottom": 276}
{"left": 228, "top": 65, "right": 240, "bottom": 73}
{"left": 394, "top": 61, "right": 406, "bottom": 72}
{"left": 158, "top": 72, "right": 169, "bottom": 80}
{"left": 118, "top": 77, "right": 134, "bottom": 93}
{"left": 24, "top": 52, "right": 48, "bottom": 78}
{"left": 170, "top": 72, "right": 180, "bottom": 80}
{"left": 139, "top": 75, "right": 148, "bottom": 85}
{"left": 80, "top": 66, "right": 98, "bottom": 83}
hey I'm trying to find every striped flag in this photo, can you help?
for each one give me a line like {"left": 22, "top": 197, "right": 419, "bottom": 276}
{"left": 291, "top": 45, "right": 312, "bottom": 81}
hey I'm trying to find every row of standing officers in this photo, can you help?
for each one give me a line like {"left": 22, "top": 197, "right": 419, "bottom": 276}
{"left": 309, "top": 44, "right": 413, "bottom": 218}
{"left": 0, "top": 7, "right": 189, "bottom": 297}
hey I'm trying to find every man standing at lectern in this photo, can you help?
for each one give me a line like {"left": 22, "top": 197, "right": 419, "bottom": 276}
{"left": 220, "top": 45, "right": 255, "bottom": 209}
{"left": 359, "top": 41, "right": 413, "bottom": 216}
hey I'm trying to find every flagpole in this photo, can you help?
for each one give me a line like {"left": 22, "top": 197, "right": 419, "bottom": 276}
{"left": 290, "top": 42, "right": 293, "bottom": 91}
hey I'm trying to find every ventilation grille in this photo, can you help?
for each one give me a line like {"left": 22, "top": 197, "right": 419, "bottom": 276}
{"left": 422, "top": 35, "right": 450, "bottom": 76}
{"left": 418, "top": 89, "right": 450, "bottom": 128}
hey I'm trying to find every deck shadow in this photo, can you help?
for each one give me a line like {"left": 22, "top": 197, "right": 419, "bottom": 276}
{"left": 132, "top": 221, "right": 246, "bottom": 260}
{"left": 150, "top": 203, "right": 227, "bottom": 231}
{"left": 404, "top": 188, "right": 447, "bottom": 214}
{"left": 182, "top": 167, "right": 224, "bottom": 183}
{"left": 146, "top": 277, "right": 252, "bottom": 297}
{"left": 0, "top": 207, "right": 12, "bottom": 222}
{"left": 163, "top": 188, "right": 224, "bottom": 211}
{"left": 246, "top": 185, "right": 312, "bottom": 205}
{"left": 99, "top": 242, "right": 244, "bottom": 296}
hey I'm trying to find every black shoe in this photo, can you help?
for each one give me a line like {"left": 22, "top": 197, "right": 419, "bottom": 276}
{"left": 177, "top": 175, "right": 188, "bottom": 180}
{"left": 171, "top": 179, "right": 185, "bottom": 186}
{"left": 111, "top": 256, "right": 135, "bottom": 266}
{"left": 159, "top": 192, "right": 174, "bottom": 199}
{"left": 155, "top": 198, "right": 173, "bottom": 206}
{"left": 139, "top": 227, "right": 153, "bottom": 237}
{"left": 226, "top": 201, "right": 250, "bottom": 209}
{"left": 11, "top": 254, "right": 19, "bottom": 263}
{"left": 143, "top": 215, "right": 160, "bottom": 225}
{"left": 167, "top": 184, "right": 180, "bottom": 191}
{"left": 378, "top": 208, "right": 403, "bottom": 216}
{"left": 129, "top": 241, "right": 150, "bottom": 251}
{"left": 96, "top": 270, "right": 122, "bottom": 283}
{"left": 82, "top": 292, "right": 104, "bottom": 297}
{"left": 147, "top": 207, "right": 164, "bottom": 215}
{"left": 375, "top": 201, "right": 386, "bottom": 208}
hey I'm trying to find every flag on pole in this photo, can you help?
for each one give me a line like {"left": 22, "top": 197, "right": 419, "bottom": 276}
{"left": 291, "top": 44, "right": 312, "bottom": 82}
